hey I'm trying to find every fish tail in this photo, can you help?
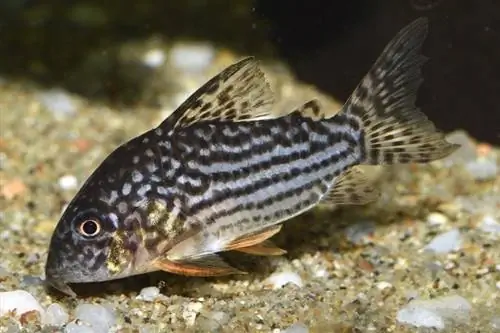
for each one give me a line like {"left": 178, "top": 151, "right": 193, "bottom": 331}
{"left": 341, "top": 17, "right": 459, "bottom": 165}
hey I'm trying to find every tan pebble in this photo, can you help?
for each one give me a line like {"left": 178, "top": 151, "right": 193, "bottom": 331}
{"left": 35, "top": 220, "right": 55, "bottom": 234}
{"left": 476, "top": 143, "right": 492, "bottom": 157}
{"left": 437, "top": 202, "right": 461, "bottom": 219}
{"left": 19, "top": 309, "right": 41, "bottom": 326}
{"left": 1, "top": 178, "right": 27, "bottom": 200}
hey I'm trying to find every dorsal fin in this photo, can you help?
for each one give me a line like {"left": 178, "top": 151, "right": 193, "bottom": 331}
{"left": 159, "top": 57, "right": 275, "bottom": 131}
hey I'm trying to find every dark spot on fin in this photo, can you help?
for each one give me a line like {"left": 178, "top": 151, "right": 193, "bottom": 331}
{"left": 234, "top": 240, "right": 287, "bottom": 256}
{"left": 320, "top": 168, "right": 380, "bottom": 205}
{"left": 288, "top": 99, "right": 328, "bottom": 120}
{"left": 224, "top": 225, "right": 282, "bottom": 252}
{"left": 153, "top": 254, "right": 245, "bottom": 277}
{"left": 158, "top": 57, "right": 275, "bottom": 130}
{"left": 341, "top": 18, "right": 459, "bottom": 165}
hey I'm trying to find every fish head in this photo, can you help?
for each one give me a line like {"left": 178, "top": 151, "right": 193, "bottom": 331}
{"left": 45, "top": 136, "right": 167, "bottom": 296}
{"left": 45, "top": 194, "right": 131, "bottom": 295}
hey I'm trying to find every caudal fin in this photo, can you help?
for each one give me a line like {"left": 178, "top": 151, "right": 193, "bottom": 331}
{"left": 343, "top": 18, "right": 459, "bottom": 165}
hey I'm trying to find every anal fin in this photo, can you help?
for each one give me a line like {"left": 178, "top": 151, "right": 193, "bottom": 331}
{"left": 224, "top": 225, "right": 282, "bottom": 251}
{"left": 321, "top": 168, "right": 380, "bottom": 205}
{"left": 235, "top": 240, "right": 287, "bottom": 256}
{"left": 153, "top": 254, "right": 245, "bottom": 277}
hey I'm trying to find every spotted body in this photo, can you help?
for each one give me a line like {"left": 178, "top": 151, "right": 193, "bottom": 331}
{"left": 45, "top": 18, "right": 459, "bottom": 296}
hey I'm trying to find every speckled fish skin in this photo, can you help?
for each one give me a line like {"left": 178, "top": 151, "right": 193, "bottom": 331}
{"left": 45, "top": 18, "right": 459, "bottom": 297}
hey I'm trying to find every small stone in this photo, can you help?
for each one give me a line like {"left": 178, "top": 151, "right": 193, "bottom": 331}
{"left": 136, "top": 286, "right": 160, "bottom": 302}
{"left": 424, "top": 229, "right": 462, "bottom": 254}
{"left": 443, "top": 131, "right": 477, "bottom": 164}
{"left": 196, "top": 311, "right": 230, "bottom": 331}
{"left": 266, "top": 271, "right": 303, "bottom": 289}
{"left": 396, "top": 294, "right": 471, "bottom": 330}
{"left": 64, "top": 322, "right": 95, "bottom": 333}
{"left": 479, "top": 215, "right": 500, "bottom": 234}
{"left": 20, "top": 275, "right": 44, "bottom": 287}
{"left": 170, "top": 43, "right": 215, "bottom": 74}
{"left": 182, "top": 302, "right": 203, "bottom": 327}
{"left": 464, "top": 158, "right": 498, "bottom": 181}
{"left": 24, "top": 253, "right": 40, "bottom": 265}
{"left": 426, "top": 212, "right": 449, "bottom": 226}
{"left": 37, "top": 88, "right": 78, "bottom": 118}
{"left": 281, "top": 322, "right": 309, "bottom": 333}
{"left": 1, "top": 178, "right": 27, "bottom": 200}
{"left": 344, "top": 220, "right": 375, "bottom": 245}
{"left": 376, "top": 281, "right": 393, "bottom": 290}
{"left": 491, "top": 317, "right": 500, "bottom": 330}
{"left": 142, "top": 48, "right": 166, "bottom": 68}
{"left": 44, "top": 303, "right": 69, "bottom": 327}
{"left": 397, "top": 305, "right": 445, "bottom": 330}
{"left": 74, "top": 304, "right": 116, "bottom": 333}
{"left": 0, "top": 265, "right": 8, "bottom": 277}
{"left": 58, "top": 175, "right": 78, "bottom": 190}
{"left": 0, "top": 290, "right": 45, "bottom": 321}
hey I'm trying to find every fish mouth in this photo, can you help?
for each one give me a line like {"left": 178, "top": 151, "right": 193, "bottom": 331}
{"left": 45, "top": 276, "right": 77, "bottom": 297}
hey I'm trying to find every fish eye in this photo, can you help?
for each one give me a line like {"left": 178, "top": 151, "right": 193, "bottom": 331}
{"left": 78, "top": 219, "right": 101, "bottom": 238}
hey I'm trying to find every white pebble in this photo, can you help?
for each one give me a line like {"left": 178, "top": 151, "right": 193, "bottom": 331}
{"left": 64, "top": 322, "right": 95, "bottom": 333}
{"left": 170, "top": 43, "right": 215, "bottom": 73}
{"left": 424, "top": 229, "right": 462, "bottom": 254}
{"left": 397, "top": 305, "right": 445, "bottom": 330}
{"left": 479, "top": 215, "right": 500, "bottom": 234}
{"left": 266, "top": 271, "right": 303, "bottom": 289}
{"left": 182, "top": 302, "right": 203, "bottom": 327}
{"left": 281, "top": 322, "right": 309, "bottom": 333}
{"left": 207, "top": 311, "right": 229, "bottom": 325}
{"left": 0, "top": 230, "right": 9, "bottom": 240}
{"left": 142, "top": 48, "right": 166, "bottom": 68}
{"left": 136, "top": 286, "right": 160, "bottom": 302}
{"left": 74, "top": 304, "right": 116, "bottom": 333}
{"left": 465, "top": 158, "right": 498, "bottom": 181}
{"left": 376, "top": 281, "right": 393, "bottom": 290}
{"left": 0, "top": 290, "right": 45, "bottom": 321}
{"left": 344, "top": 220, "right": 375, "bottom": 245}
{"left": 443, "top": 131, "right": 477, "bottom": 164}
{"left": 58, "top": 175, "right": 78, "bottom": 190}
{"left": 396, "top": 295, "right": 471, "bottom": 330}
{"left": 37, "top": 88, "right": 78, "bottom": 118}
{"left": 44, "top": 303, "right": 69, "bottom": 327}
{"left": 491, "top": 317, "right": 500, "bottom": 330}
{"left": 427, "top": 212, "right": 449, "bottom": 226}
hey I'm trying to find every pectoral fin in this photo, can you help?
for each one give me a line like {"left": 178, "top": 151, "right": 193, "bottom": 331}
{"left": 152, "top": 254, "right": 246, "bottom": 277}
{"left": 234, "top": 240, "right": 287, "bottom": 256}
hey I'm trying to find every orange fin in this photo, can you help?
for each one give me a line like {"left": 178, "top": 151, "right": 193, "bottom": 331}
{"left": 235, "top": 240, "right": 287, "bottom": 256}
{"left": 225, "top": 225, "right": 283, "bottom": 251}
{"left": 152, "top": 254, "right": 246, "bottom": 277}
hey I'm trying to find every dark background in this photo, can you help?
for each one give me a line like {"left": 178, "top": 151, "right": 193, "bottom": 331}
{"left": 255, "top": 0, "right": 500, "bottom": 145}
{"left": 0, "top": 0, "right": 499, "bottom": 144}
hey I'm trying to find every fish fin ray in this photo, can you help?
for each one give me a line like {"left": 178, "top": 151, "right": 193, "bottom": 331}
{"left": 159, "top": 57, "right": 275, "bottom": 130}
{"left": 224, "top": 225, "right": 282, "bottom": 251}
{"left": 341, "top": 17, "right": 459, "bottom": 165}
{"left": 321, "top": 168, "right": 380, "bottom": 205}
{"left": 153, "top": 254, "right": 246, "bottom": 276}
{"left": 234, "top": 240, "right": 287, "bottom": 256}
{"left": 287, "top": 99, "right": 329, "bottom": 120}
